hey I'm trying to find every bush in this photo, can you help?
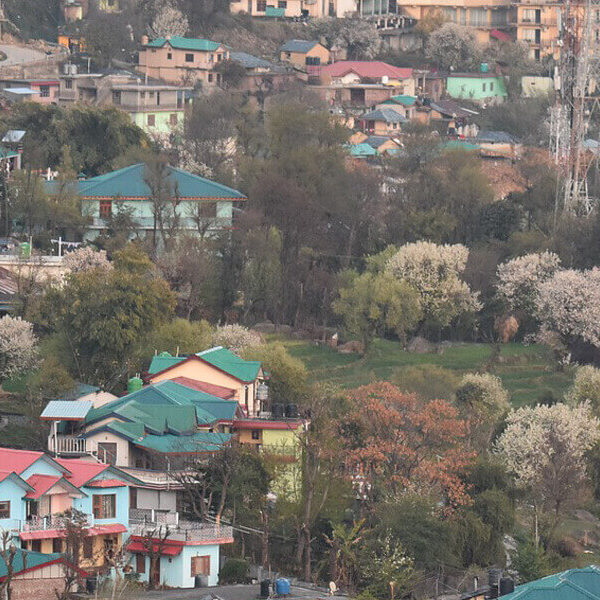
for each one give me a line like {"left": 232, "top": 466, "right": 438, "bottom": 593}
{"left": 391, "top": 365, "right": 460, "bottom": 401}
{"left": 219, "top": 558, "right": 250, "bottom": 584}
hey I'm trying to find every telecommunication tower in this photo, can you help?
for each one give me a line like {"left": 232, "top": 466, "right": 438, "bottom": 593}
{"left": 551, "top": 0, "right": 600, "bottom": 214}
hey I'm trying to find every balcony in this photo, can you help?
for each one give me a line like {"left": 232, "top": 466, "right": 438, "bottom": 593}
{"left": 21, "top": 513, "right": 94, "bottom": 532}
{"left": 129, "top": 508, "right": 179, "bottom": 526}
{"left": 48, "top": 435, "right": 95, "bottom": 456}
{"left": 129, "top": 521, "right": 233, "bottom": 543}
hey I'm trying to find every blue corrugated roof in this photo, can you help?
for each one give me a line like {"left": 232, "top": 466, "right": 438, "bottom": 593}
{"left": 361, "top": 108, "right": 407, "bottom": 123}
{"left": 41, "top": 400, "right": 93, "bottom": 420}
{"left": 280, "top": 39, "right": 320, "bottom": 53}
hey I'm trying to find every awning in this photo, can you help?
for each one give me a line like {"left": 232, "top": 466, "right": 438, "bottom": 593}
{"left": 87, "top": 524, "right": 127, "bottom": 536}
{"left": 20, "top": 523, "right": 126, "bottom": 541}
{"left": 126, "top": 541, "right": 182, "bottom": 556}
{"left": 491, "top": 29, "right": 511, "bottom": 42}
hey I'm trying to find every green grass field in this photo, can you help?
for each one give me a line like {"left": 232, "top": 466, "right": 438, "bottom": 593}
{"left": 277, "top": 338, "right": 574, "bottom": 407}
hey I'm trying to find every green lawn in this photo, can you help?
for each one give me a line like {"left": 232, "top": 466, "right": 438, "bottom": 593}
{"left": 277, "top": 338, "right": 574, "bottom": 407}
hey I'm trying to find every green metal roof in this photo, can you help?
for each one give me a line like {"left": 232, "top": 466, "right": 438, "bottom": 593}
{"left": 347, "top": 143, "right": 377, "bottom": 157}
{"left": 0, "top": 146, "right": 18, "bottom": 159}
{"left": 145, "top": 36, "right": 221, "bottom": 51}
{"left": 382, "top": 95, "right": 417, "bottom": 107}
{"left": 134, "top": 431, "right": 232, "bottom": 454}
{"left": 45, "top": 163, "right": 245, "bottom": 200}
{"left": 442, "top": 141, "right": 481, "bottom": 151}
{"left": 502, "top": 566, "right": 600, "bottom": 600}
{"left": 0, "top": 550, "right": 63, "bottom": 579}
{"left": 148, "top": 346, "right": 261, "bottom": 382}
{"left": 197, "top": 346, "right": 261, "bottom": 382}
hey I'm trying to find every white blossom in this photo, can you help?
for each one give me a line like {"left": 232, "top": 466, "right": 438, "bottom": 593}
{"left": 496, "top": 251, "right": 560, "bottom": 316}
{"left": 0, "top": 315, "right": 39, "bottom": 382}
{"left": 385, "top": 241, "right": 481, "bottom": 327}
{"left": 150, "top": 2, "right": 189, "bottom": 38}
{"left": 63, "top": 247, "right": 111, "bottom": 274}
{"left": 212, "top": 324, "right": 262, "bottom": 353}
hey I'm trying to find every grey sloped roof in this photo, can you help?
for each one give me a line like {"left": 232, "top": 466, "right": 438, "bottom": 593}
{"left": 475, "top": 130, "right": 519, "bottom": 144}
{"left": 280, "top": 39, "right": 320, "bottom": 53}
{"left": 230, "top": 51, "right": 274, "bottom": 69}
{"left": 361, "top": 108, "right": 407, "bottom": 123}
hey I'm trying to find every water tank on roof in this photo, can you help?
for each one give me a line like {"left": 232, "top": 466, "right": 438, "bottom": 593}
{"left": 158, "top": 351, "right": 172, "bottom": 357}
{"left": 480, "top": 62, "right": 489, "bottom": 73}
{"left": 272, "top": 403, "right": 284, "bottom": 419}
{"left": 257, "top": 383, "right": 269, "bottom": 401}
{"left": 128, "top": 376, "right": 143, "bottom": 393}
{"left": 500, "top": 578, "right": 515, "bottom": 597}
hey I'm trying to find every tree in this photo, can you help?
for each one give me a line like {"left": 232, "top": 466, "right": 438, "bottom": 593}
{"left": 59, "top": 509, "right": 91, "bottom": 598}
{"left": 63, "top": 247, "right": 111, "bottom": 274}
{"left": 0, "top": 531, "right": 19, "bottom": 600}
{"left": 8, "top": 168, "right": 47, "bottom": 237}
{"left": 511, "top": 541, "right": 550, "bottom": 583}
{"left": 212, "top": 325, "right": 261, "bottom": 354}
{"left": 455, "top": 373, "right": 510, "bottom": 450}
{"left": 84, "top": 11, "right": 136, "bottom": 68}
{"left": 36, "top": 244, "right": 175, "bottom": 386}
{"left": 243, "top": 343, "right": 309, "bottom": 405}
{"left": 308, "top": 18, "right": 380, "bottom": 59}
{"left": 426, "top": 23, "right": 482, "bottom": 71}
{"left": 333, "top": 271, "right": 422, "bottom": 350}
{"left": 149, "top": 2, "right": 189, "bottom": 37}
{"left": 566, "top": 365, "right": 600, "bottom": 412}
{"left": 141, "top": 525, "right": 171, "bottom": 590}
{"left": 324, "top": 519, "right": 367, "bottom": 590}
{"left": 494, "top": 403, "right": 600, "bottom": 529}
{"left": 215, "top": 60, "right": 247, "bottom": 90}
{"left": 496, "top": 252, "right": 560, "bottom": 320}
{"left": 385, "top": 242, "right": 481, "bottom": 331}
{"left": 343, "top": 382, "right": 474, "bottom": 508}
{"left": 536, "top": 267, "right": 600, "bottom": 361}
{"left": 0, "top": 315, "right": 38, "bottom": 385}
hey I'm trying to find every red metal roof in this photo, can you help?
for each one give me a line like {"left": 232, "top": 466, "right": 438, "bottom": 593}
{"left": 169, "top": 377, "right": 237, "bottom": 400}
{"left": 20, "top": 529, "right": 64, "bottom": 541}
{"left": 126, "top": 540, "right": 182, "bottom": 556}
{"left": 24, "top": 474, "right": 62, "bottom": 499}
{"left": 56, "top": 458, "right": 109, "bottom": 487}
{"left": 320, "top": 61, "right": 413, "bottom": 80}
{"left": 85, "top": 479, "right": 128, "bottom": 488}
{"left": 0, "top": 448, "right": 52, "bottom": 475}
{"left": 87, "top": 524, "right": 127, "bottom": 536}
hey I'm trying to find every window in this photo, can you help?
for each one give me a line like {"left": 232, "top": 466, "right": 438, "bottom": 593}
{"left": 191, "top": 556, "right": 210, "bottom": 576}
{"left": 52, "top": 537, "right": 63, "bottom": 553}
{"left": 136, "top": 554, "right": 146, "bottom": 574}
{"left": 169, "top": 113, "right": 178, "bottom": 125}
{"left": 278, "top": 0, "right": 287, "bottom": 7}
{"left": 40, "top": 85, "right": 50, "bottom": 97}
{"left": 140, "top": 91, "right": 145, "bottom": 99}
{"left": 92, "top": 494, "right": 116, "bottom": 519}
{"left": 199, "top": 202, "right": 217, "bottom": 218}
{"left": 149, "top": 91, "right": 155, "bottom": 99}
{"left": 306, "top": 56, "right": 321, "bottom": 66}
{"left": 98, "top": 442, "right": 117, "bottom": 464}
{"left": 0, "top": 501, "right": 9, "bottom": 519}
{"left": 185, "top": 53, "right": 194, "bottom": 62}
{"left": 99, "top": 200, "right": 112, "bottom": 219}
{"left": 130, "top": 487, "right": 137, "bottom": 509}
{"left": 490, "top": 82, "right": 494, "bottom": 91}
{"left": 482, "top": 82, "right": 487, "bottom": 92}
{"left": 156, "top": 91, "right": 160, "bottom": 106}
{"left": 209, "top": 54, "right": 214, "bottom": 62}
{"left": 208, "top": 73, "right": 214, "bottom": 83}
{"left": 31, "top": 540, "right": 41, "bottom": 552}
{"left": 147, "top": 114, "right": 156, "bottom": 127}
{"left": 167, "top": 52, "right": 172, "bottom": 60}
{"left": 251, "top": 430, "right": 260, "bottom": 440}
{"left": 257, "top": 0, "right": 266, "bottom": 10}
{"left": 65, "top": 79, "right": 73, "bottom": 89}
{"left": 83, "top": 537, "right": 93, "bottom": 559}
{"left": 217, "top": 53, "right": 222, "bottom": 61}
{"left": 112, "top": 90, "right": 121, "bottom": 104}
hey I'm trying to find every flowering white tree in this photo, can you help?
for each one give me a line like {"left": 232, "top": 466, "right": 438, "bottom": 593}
{"left": 426, "top": 23, "right": 481, "bottom": 71}
{"left": 150, "top": 2, "right": 189, "bottom": 38}
{"left": 536, "top": 267, "right": 600, "bottom": 351}
{"left": 63, "top": 247, "right": 111, "bottom": 274}
{"left": 566, "top": 365, "right": 600, "bottom": 412}
{"left": 495, "top": 402, "right": 600, "bottom": 515}
{"left": 212, "top": 324, "right": 262, "bottom": 353}
{"left": 385, "top": 241, "right": 481, "bottom": 328}
{"left": 496, "top": 251, "right": 561, "bottom": 317}
{"left": 0, "top": 315, "right": 38, "bottom": 383}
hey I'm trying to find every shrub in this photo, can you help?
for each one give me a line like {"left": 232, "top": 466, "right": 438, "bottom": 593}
{"left": 219, "top": 558, "right": 249, "bottom": 584}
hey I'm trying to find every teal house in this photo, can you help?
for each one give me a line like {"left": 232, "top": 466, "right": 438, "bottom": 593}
{"left": 44, "top": 163, "right": 246, "bottom": 244}
{"left": 446, "top": 72, "right": 507, "bottom": 105}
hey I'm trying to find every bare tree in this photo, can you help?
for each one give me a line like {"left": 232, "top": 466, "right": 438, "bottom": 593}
{"left": 141, "top": 526, "right": 171, "bottom": 590}
{"left": 0, "top": 531, "right": 20, "bottom": 600}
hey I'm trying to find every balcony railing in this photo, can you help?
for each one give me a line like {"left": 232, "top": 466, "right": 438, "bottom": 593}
{"left": 21, "top": 513, "right": 94, "bottom": 531}
{"left": 48, "top": 435, "right": 95, "bottom": 456}
{"left": 129, "top": 521, "right": 233, "bottom": 543}
{"left": 129, "top": 508, "right": 179, "bottom": 526}
{"left": 120, "top": 467, "right": 185, "bottom": 489}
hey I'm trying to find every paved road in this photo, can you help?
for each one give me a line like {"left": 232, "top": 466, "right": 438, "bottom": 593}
{"left": 0, "top": 44, "right": 46, "bottom": 66}
{"left": 130, "top": 583, "right": 341, "bottom": 600}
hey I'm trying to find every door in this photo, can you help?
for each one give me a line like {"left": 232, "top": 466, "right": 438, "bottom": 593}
{"left": 97, "top": 442, "right": 117, "bottom": 465}
{"left": 151, "top": 556, "right": 160, "bottom": 588}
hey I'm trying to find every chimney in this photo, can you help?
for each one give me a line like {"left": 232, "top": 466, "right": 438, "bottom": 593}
{"left": 141, "top": 34, "right": 148, "bottom": 45}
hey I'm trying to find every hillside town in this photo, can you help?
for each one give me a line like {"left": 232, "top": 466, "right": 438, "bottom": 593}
{"left": 1, "top": 0, "right": 600, "bottom": 599}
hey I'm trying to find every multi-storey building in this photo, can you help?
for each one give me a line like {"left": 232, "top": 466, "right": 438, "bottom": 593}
{"left": 515, "top": 0, "right": 560, "bottom": 60}
{"left": 137, "top": 36, "right": 229, "bottom": 88}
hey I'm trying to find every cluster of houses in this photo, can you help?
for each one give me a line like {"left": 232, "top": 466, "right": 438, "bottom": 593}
{"left": 0, "top": 345, "right": 305, "bottom": 598}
